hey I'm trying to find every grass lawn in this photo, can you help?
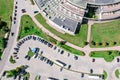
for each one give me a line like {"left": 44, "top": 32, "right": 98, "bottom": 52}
{"left": 19, "top": 15, "right": 84, "bottom": 56}
{"left": 35, "top": 14, "right": 88, "bottom": 47}
{"left": 0, "top": 0, "right": 13, "bottom": 26}
{"left": 103, "top": 71, "right": 107, "bottom": 80}
{"left": 60, "top": 45, "right": 85, "bottom": 56}
{"left": 19, "top": 15, "right": 57, "bottom": 44}
{"left": 0, "top": 0, "right": 13, "bottom": 59}
{"left": 90, "top": 50, "right": 120, "bottom": 62}
{"left": 115, "top": 69, "right": 120, "bottom": 78}
{"left": 27, "top": 50, "right": 34, "bottom": 58}
{"left": 91, "top": 19, "right": 120, "bottom": 47}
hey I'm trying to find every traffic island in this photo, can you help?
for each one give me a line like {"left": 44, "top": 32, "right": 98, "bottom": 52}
{"left": 115, "top": 69, "right": 120, "bottom": 79}
{"left": 90, "top": 50, "right": 120, "bottom": 62}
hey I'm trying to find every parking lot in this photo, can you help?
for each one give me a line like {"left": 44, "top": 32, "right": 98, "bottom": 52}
{"left": 1, "top": 35, "right": 105, "bottom": 80}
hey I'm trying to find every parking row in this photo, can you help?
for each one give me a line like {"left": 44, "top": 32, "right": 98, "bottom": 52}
{"left": 14, "top": 35, "right": 63, "bottom": 54}
{"left": 13, "top": 1, "right": 18, "bottom": 24}
{"left": 13, "top": 35, "right": 81, "bottom": 63}
{"left": 38, "top": 55, "right": 54, "bottom": 66}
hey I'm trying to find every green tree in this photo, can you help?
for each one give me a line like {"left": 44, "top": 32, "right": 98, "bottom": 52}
{"left": 0, "top": 19, "right": 7, "bottom": 29}
{"left": 9, "top": 56, "right": 15, "bottom": 64}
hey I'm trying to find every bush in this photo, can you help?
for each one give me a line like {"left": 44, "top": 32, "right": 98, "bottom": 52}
{"left": 105, "top": 42, "right": 109, "bottom": 46}
{"left": 84, "top": 42, "right": 89, "bottom": 45}
{"left": 103, "top": 71, "right": 107, "bottom": 79}
{"left": 9, "top": 56, "right": 15, "bottom": 64}
{"left": 91, "top": 41, "right": 96, "bottom": 45}
{"left": 30, "top": 0, "right": 34, "bottom": 5}
{"left": 90, "top": 50, "right": 120, "bottom": 62}
{"left": 6, "top": 69, "right": 17, "bottom": 78}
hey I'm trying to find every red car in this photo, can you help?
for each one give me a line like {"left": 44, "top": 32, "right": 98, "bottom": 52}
{"left": 14, "top": 17, "right": 16, "bottom": 20}
{"left": 13, "top": 54, "right": 17, "bottom": 57}
{"left": 15, "top": 6, "right": 17, "bottom": 9}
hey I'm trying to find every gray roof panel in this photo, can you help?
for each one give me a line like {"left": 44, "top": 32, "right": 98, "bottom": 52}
{"left": 53, "top": 17, "right": 79, "bottom": 32}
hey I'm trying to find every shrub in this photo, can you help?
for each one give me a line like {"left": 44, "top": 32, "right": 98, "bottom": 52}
{"left": 30, "top": 0, "right": 34, "bottom": 5}
{"left": 9, "top": 56, "right": 15, "bottom": 64}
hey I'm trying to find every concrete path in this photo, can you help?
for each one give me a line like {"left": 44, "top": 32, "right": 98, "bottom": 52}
{"left": 87, "top": 21, "right": 94, "bottom": 42}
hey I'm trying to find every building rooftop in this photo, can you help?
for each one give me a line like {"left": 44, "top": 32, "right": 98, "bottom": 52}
{"left": 53, "top": 17, "right": 79, "bottom": 33}
{"left": 68, "top": 0, "right": 120, "bottom": 8}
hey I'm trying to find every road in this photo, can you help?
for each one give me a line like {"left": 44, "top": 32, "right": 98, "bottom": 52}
{"left": 0, "top": 0, "right": 22, "bottom": 73}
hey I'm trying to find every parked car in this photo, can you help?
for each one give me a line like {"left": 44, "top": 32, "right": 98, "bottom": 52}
{"left": 35, "top": 48, "right": 40, "bottom": 53}
{"left": 34, "top": 11, "right": 38, "bottom": 14}
{"left": 74, "top": 55, "right": 78, "bottom": 60}
{"left": 41, "top": 39, "right": 44, "bottom": 43}
{"left": 38, "top": 75, "right": 41, "bottom": 79}
{"left": 14, "top": 17, "right": 16, "bottom": 20}
{"left": 117, "top": 58, "right": 119, "bottom": 62}
{"left": 48, "top": 77, "right": 59, "bottom": 80}
{"left": 27, "top": 36, "right": 32, "bottom": 40}
{"left": 44, "top": 40, "right": 48, "bottom": 45}
{"left": 58, "top": 49, "right": 60, "bottom": 52}
{"left": 40, "top": 56, "right": 45, "bottom": 61}
{"left": 37, "top": 37, "right": 41, "bottom": 41}
{"left": 21, "top": 9, "right": 26, "bottom": 13}
{"left": 18, "top": 75, "right": 21, "bottom": 80}
{"left": 14, "top": 48, "right": 19, "bottom": 52}
{"left": 15, "top": 6, "right": 17, "bottom": 9}
{"left": 14, "top": 13, "right": 17, "bottom": 16}
{"left": 54, "top": 46, "right": 57, "bottom": 50}
{"left": 48, "top": 43, "right": 51, "bottom": 47}
{"left": 14, "top": 48, "right": 19, "bottom": 51}
{"left": 90, "top": 69, "right": 93, "bottom": 73}
{"left": 47, "top": 59, "right": 51, "bottom": 64}
{"left": 13, "top": 52, "right": 17, "bottom": 54}
{"left": 68, "top": 65, "right": 71, "bottom": 69}
{"left": 33, "top": 36, "right": 36, "bottom": 40}
{"left": 40, "top": 51, "right": 43, "bottom": 54}
{"left": 49, "top": 61, "right": 53, "bottom": 66}
{"left": 102, "top": 75, "right": 104, "bottom": 79}
{"left": 50, "top": 44, "right": 53, "bottom": 48}
{"left": 34, "top": 53, "right": 38, "bottom": 58}
{"left": 25, "top": 55, "right": 28, "bottom": 58}
{"left": 2, "top": 71, "right": 6, "bottom": 76}
{"left": 21, "top": 40, "right": 24, "bottom": 44}
{"left": 81, "top": 73, "right": 84, "bottom": 78}
{"left": 14, "top": 54, "right": 17, "bottom": 57}
{"left": 11, "top": 32, "right": 14, "bottom": 36}
{"left": 13, "top": 75, "right": 17, "bottom": 79}
{"left": 92, "top": 58, "right": 95, "bottom": 62}
{"left": 27, "top": 56, "right": 31, "bottom": 60}
{"left": 14, "top": 21, "right": 16, "bottom": 24}
{"left": 16, "top": 2, "right": 18, "bottom": 4}
{"left": 18, "top": 42, "right": 22, "bottom": 46}
{"left": 15, "top": 10, "right": 17, "bottom": 12}
{"left": 60, "top": 50, "right": 64, "bottom": 54}
{"left": 67, "top": 53, "right": 70, "bottom": 57}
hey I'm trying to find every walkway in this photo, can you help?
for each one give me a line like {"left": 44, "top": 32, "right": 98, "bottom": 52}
{"left": 87, "top": 21, "right": 94, "bottom": 43}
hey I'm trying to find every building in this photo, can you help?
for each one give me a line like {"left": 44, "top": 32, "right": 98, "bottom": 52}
{"left": 35, "top": 0, "right": 120, "bottom": 34}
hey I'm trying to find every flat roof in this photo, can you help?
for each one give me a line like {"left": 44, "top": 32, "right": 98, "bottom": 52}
{"left": 69, "top": 0, "right": 120, "bottom": 8}
{"left": 53, "top": 17, "right": 79, "bottom": 33}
